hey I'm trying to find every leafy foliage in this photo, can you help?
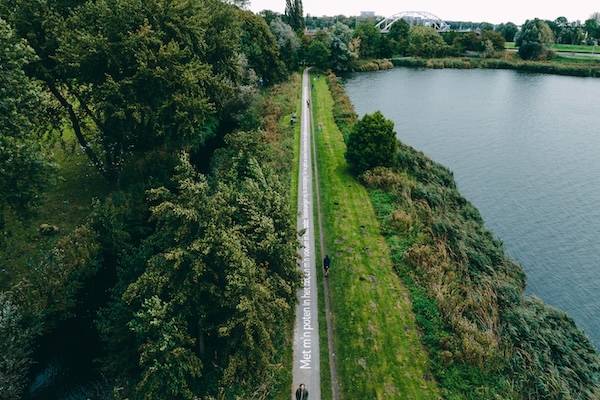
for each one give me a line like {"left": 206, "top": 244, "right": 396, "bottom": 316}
{"left": 0, "top": 224, "right": 101, "bottom": 399}
{"left": 360, "top": 138, "right": 600, "bottom": 399}
{"left": 325, "top": 70, "right": 357, "bottom": 138}
{"left": 328, "top": 22, "right": 357, "bottom": 71}
{"left": 306, "top": 40, "right": 331, "bottom": 69}
{"left": 345, "top": 111, "right": 397, "bottom": 175}
{"left": 387, "top": 18, "right": 411, "bottom": 56}
{"left": 0, "top": 18, "right": 56, "bottom": 228}
{"left": 407, "top": 26, "right": 449, "bottom": 58}
{"left": 0, "top": 294, "right": 42, "bottom": 399}
{"left": 497, "top": 22, "right": 519, "bottom": 42}
{"left": 237, "top": 8, "right": 285, "bottom": 84}
{"left": 112, "top": 149, "right": 301, "bottom": 395}
{"left": 353, "top": 22, "right": 382, "bottom": 59}
{"left": 284, "top": 0, "right": 304, "bottom": 33}
{"left": 1, "top": 0, "right": 242, "bottom": 189}
{"left": 270, "top": 17, "right": 301, "bottom": 72}
{"left": 516, "top": 19, "right": 556, "bottom": 60}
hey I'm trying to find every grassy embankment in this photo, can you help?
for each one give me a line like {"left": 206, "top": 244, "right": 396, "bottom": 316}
{"left": 309, "top": 70, "right": 440, "bottom": 399}
{"left": 321, "top": 69, "right": 600, "bottom": 399}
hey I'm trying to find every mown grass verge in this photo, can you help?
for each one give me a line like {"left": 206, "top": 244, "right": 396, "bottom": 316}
{"left": 310, "top": 70, "right": 440, "bottom": 399}
{"left": 551, "top": 43, "right": 600, "bottom": 53}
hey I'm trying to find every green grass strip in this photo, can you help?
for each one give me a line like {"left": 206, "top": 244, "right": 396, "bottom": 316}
{"left": 309, "top": 71, "right": 440, "bottom": 399}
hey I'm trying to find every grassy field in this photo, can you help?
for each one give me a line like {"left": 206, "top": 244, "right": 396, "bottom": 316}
{"left": 309, "top": 70, "right": 440, "bottom": 399}
{"left": 506, "top": 41, "right": 600, "bottom": 54}
{"left": 552, "top": 43, "right": 600, "bottom": 53}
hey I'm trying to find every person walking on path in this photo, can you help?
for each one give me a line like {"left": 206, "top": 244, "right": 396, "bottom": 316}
{"left": 323, "top": 254, "right": 331, "bottom": 277}
{"left": 295, "top": 383, "right": 308, "bottom": 400}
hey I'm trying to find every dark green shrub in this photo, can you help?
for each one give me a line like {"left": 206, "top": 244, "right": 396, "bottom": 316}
{"left": 345, "top": 111, "right": 397, "bottom": 175}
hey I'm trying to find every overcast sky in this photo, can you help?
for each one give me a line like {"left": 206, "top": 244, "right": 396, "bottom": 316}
{"left": 247, "top": 0, "right": 597, "bottom": 25}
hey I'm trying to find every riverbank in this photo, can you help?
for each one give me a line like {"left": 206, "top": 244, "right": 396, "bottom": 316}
{"left": 391, "top": 55, "right": 600, "bottom": 77}
{"left": 324, "top": 69, "right": 600, "bottom": 398}
{"left": 348, "top": 53, "right": 600, "bottom": 77}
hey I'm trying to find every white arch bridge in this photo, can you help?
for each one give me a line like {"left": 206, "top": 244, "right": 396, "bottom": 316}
{"left": 376, "top": 11, "right": 451, "bottom": 33}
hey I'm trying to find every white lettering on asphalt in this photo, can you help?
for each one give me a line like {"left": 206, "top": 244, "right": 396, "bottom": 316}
{"left": 298, "top": 86, "right": 314, "bottom": 371}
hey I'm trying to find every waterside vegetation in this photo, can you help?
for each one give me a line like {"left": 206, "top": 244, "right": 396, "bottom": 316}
{"left": 325, "top": 70, "right": 600, "bottom": 399}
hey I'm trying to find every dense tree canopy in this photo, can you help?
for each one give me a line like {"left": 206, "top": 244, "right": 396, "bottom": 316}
{"left": 586, "top": 13, "right": 600, "bottom": 40}
{"left": 353, "top": 22, "right": 382, "bottom": 59}
{"left": 328, "top": 22, "right": 356, "bottom": 71}
{"left": 1, "top": 0, "right": 243, "bottom": 190}
{"left": 0, "top": 18, "right": 56, "bottom": 229}
{"left": 284, "top": 0, "right": 304, "bottom": 33}
{"left": 515, "top": 18, "right": 555, "bottom": 60}
{"left": 97, "top": 141, "right": 301, "bottom": 396}
{"left": 306, "top": 40, "right": 331, "bottom": 69}
{"left": 270, "top": 17, "right": 301, "bottom": 71}
{"left": 345, "top": 111, "right": 397, "bottom": 175}
{"left": 497, "top": 22, "right": 519, "bottom": 42}
{"left": 237, "top": 8, "right": 285, "bottom": 83}
{"left": 387, "top": 18, "right": 411, "bottom": 56}
{"left": 407, "top": 26, "right": 448, "bottom": 58}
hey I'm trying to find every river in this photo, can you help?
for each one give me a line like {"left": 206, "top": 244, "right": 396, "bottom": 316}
{"left": 343, "top": 67, "right": 600, "bottom": 348}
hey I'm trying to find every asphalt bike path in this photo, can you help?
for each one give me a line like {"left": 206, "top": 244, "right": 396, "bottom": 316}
{"left": 292, "top": 68, "right": 341, "bottom": 400}
{"left": 292, "top": 67, "right": 321, "bottom": 399}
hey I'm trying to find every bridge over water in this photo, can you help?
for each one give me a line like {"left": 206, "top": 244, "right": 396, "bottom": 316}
{"left": 376, "top": 11, "right": 451, "bottom": 33}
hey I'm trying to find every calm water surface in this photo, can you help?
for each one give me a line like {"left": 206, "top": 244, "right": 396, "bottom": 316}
{"left": 344, "top": 68, "right": 600, "bottom": 348}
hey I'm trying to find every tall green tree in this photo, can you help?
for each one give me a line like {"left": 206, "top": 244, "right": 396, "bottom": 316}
{"left": 306, "top": 40, "right": 331, "bottom": 69}
{"left": 483, "top": 30, "right": 506, "bottom": 51}
{"left": 109, "top": 148, "right": 300, "bottom": 394}
{"left": 387, "top": 18, "right": 410, "bottom": 56}
{"left": 497, "top": 22, "right": 519, "bottom": 42}
{"left": 284, "top": 0, "right": 304, "bottom": 33}
{"left": 584, "top": 13, "right": 600, "bottom": 39}
{"left": 584, "top": 14, "right": 600, "bottom": 41}
{"left": 515, "top": 18, "right": 555, "bottom": 60}
{"left": 407, "top": 26, "right": 448, "bottom": 58}
{"left": 128, "top": 296, "right": 202, "bottom": 399}
{"left": 237, "top": 8, "right": 284, "bottom": 83}
{"left": 353, "top": 22, "right": 382, "bottom": 59}
{"left": 345, "top": 111, "right": 397, "bottom": 175}
{"left": 0, "top": 18, "right": 55, "bottom": 229}
{"left": 327, "top": 22, "right": 357, "bottom": 71}
{"left": 1, "top": 0, "right": 241, "bottom": 190}
{"left": 270, "top": 17, "right": 301, "bottom": 72}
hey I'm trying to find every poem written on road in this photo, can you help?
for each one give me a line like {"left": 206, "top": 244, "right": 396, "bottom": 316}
{"left": 299, "top": 119, "right": 314, "bottom": 370}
